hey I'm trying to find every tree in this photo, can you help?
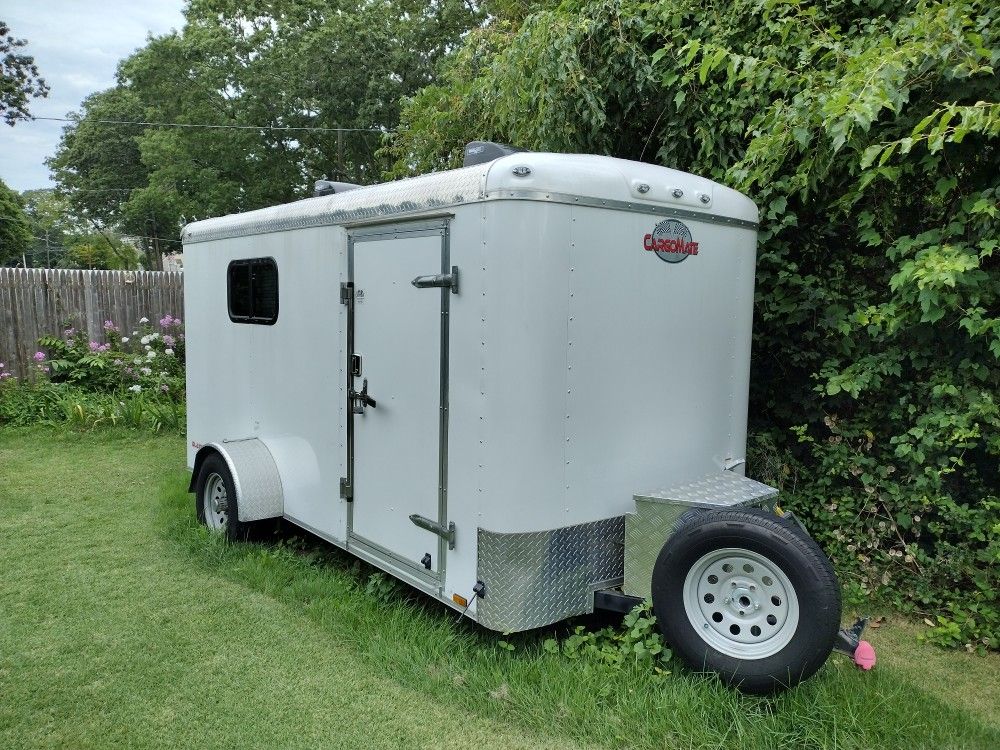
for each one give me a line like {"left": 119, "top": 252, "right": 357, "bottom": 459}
{"left": 0, "top": 20, "right": 48, "bottom": 125}
{"left": 49, "top": 0, "right": 483, "bottom": 268}
{"left": 21, "top": 189, "right": 79, "bottom": 267}
{"left": 0, "top": 178, "right": 31, "bottom": 265}
{"left": 387, "top": 0, "right": 1000, "bottom": 648}
{"left": 60, "top": 234, "right": 141, "bottom": 270}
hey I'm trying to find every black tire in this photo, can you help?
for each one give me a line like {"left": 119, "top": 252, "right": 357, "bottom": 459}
{"left": 650, "top": 508, "right": 841, "bottom": 694}
{"left": 194, "top": 453, "right": 252, "bottom": 542}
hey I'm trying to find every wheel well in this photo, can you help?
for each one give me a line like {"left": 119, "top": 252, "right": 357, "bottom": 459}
{"left": 188, "top": 446, "right": 222, "bottom": 493}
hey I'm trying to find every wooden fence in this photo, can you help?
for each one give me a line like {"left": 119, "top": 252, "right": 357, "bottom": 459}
{"left": 0, "top": 268, "right": 184, "bottom": 378}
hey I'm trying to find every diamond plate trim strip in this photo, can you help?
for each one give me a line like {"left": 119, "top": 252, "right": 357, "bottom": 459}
{"left": 623, "top": 472, "right": 779, "bottom": 599}
{"left": 636, "top": 471, "right": 778, "bottom": 507}
{"left": 183, "top": 165, "right": 491, "bottom": 244}
{"left": 476, "top": 516, "right": 625, "bottom": 633}
{"left": 210, "top": 439, "right": 284, "bottom": 522}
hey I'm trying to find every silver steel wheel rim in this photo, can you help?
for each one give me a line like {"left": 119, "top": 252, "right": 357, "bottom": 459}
{"left": 203, "top": 473, "right": 229, "bottom": 532}
{"left": 682, "top": 547, "right": 799, "bottom": 659}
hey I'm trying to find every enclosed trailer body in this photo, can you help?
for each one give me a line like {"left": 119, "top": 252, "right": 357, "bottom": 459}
{"left": 184, "top": 152, "right": 852, "bottom": 691}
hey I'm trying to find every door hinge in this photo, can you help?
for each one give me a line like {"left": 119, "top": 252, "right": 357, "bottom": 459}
{"left": 409, "top": 514, "right": 456, "bottom": 550}
{"left": 339, "top": 476, "right": 353, "bottom": 500}
{"left": 340, "top": 281, "right": 352, "bottom": 305}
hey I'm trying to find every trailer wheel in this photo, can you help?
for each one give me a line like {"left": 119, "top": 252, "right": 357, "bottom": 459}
{"left": 650, "top": 508, "right": 840, "bottom": 694}
{"left": 194, "top": 453, "right": 251, "bottom": 541}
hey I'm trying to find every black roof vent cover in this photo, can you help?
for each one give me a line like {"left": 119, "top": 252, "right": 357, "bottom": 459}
{"left": 313, "top": 180, "right": 362, "bottom": 197}
{"left": 463, "top": 141, "right": 524, "bottom": 167}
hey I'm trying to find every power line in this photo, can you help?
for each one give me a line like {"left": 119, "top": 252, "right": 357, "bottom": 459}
{"left": 33, "top": 116, "right": 387, "bottom": 134}
{"left": 32, "top": 234, "right": 184, "bottom": 246}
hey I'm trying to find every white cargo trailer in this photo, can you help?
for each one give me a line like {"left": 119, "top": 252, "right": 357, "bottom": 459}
{"left": 183, "top": 148, "right": 866, "bottom": 692}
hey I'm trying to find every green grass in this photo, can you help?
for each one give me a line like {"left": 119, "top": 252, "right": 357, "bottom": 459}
{"left": 1, "top": 427, "right": 997, "bottom": 749}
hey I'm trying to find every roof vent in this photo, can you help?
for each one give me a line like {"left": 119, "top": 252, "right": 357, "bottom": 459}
{"left": 463, "top": 141, "right": 524, "bottom": 167}
{"left": 314, "top": 180, "right": 362, "bottom": 197}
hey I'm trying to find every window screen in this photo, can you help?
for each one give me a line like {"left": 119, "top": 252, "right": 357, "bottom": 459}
{"left": 227, "top": 258, "right": 278, "bottom": 325}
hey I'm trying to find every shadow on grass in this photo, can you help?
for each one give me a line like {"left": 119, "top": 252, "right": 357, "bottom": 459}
{"left": 157, "top": 466, "right": 999, "bottom": 750}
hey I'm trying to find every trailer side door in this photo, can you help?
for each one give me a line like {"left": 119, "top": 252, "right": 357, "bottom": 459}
{"left": 343, "top": 218, "right": 452, "bottom": 585}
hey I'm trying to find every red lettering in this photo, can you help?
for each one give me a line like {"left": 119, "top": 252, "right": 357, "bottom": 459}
{"left": 643, "top": 234, "right": 699, "bottom": 255}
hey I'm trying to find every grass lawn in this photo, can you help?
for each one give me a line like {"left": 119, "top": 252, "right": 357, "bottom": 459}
{"left": 0, "top": 428, "right": 997, "bottom": 749}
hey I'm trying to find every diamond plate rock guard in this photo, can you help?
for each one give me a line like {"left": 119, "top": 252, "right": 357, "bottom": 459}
{"left": 476, "top": 516, "right": 625, "bottom": 633}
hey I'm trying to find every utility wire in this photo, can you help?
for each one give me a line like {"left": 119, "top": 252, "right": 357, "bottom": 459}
{"left": 33, "top": 116, "right": 387, "bottom": 134}
{"left": 32, "top": 234, "right": 184, "bottom": 246}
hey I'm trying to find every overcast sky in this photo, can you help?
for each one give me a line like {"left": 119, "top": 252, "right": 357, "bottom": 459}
{"left": 0, "top": 1, "right": 186, "bottom": 192}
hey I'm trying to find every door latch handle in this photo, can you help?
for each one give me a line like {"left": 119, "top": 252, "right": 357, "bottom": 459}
{"left": 351, "top": 377, "right": 377, "bottom": 413}
{"left": 411, "top": 266, "right": 459, "bottom": 294}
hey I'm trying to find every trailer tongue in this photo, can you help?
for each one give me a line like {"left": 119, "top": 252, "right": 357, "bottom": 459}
{"left": 183, "top": 144, "right": 859, "bottom": 693}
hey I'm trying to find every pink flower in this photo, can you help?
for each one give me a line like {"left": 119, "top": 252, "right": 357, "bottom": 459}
{"left": 98, "top": 344, "right": 110, "bottom": 352}
{"left": 160, "top": 384, "right": 169, "bottom": 393}
{"left": 159, "top": 315, "right": 174, "bottom": 328}
{"left": 63, "top": 327, "right": 76, "bottom": 338}
{"left": 162, "top": 334, "right": 175, "bottom": 347}
{"left": 33, "top": 351, "right": 45, "bottom": 362}
{"left": 103, "top": 320, "right": 118, "bottom": 332}
{"left": 89, "top": 341, "right": 100, "bottom": 352}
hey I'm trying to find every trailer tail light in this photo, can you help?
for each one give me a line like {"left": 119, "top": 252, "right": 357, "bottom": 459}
{"left": 452, "top": 593, "right": 468, "bottom": 607}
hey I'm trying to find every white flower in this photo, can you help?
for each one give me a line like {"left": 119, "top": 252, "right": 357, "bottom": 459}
{"left": 147, "top": 350, "right": 157, "bottom": 359}
{"left": 144, "top": 344, "right": 152, "bottom": 351}
{"left": 121, "top": 337, "right": 129, "bottom": 343}
{"left": 140, "top": 335, "right": 151, "bottom": 345}
{"left": 132, "top": 330, "right": 138, "bottom": 336}
{"left": 150, "top": 332, "right": 160, "bottom": 340}
{"left": 128, "top": 384, "right": 142, "bottom": 393}
{"left": 164, "top": 348, "right": 174, "bottom": 356}
{"left": 132, "top": 357, "right": 142, "bottom": 365}
{"left": 140, "top": 367, "right": 152, "bottom": 376}
{"left": 139, "top": 317, "right": 149, "bottom": 324}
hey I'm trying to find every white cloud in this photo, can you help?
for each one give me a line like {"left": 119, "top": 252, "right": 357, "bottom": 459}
{"left": 0, "top": 1, "right": 185, "bottom": 191}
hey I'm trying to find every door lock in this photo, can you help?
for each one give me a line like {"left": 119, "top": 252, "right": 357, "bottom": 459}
{"left": 350, "top": 377, "right": 377, "bottom": 414}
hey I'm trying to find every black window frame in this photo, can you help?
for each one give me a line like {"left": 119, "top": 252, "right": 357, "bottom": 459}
{"left": 227, "top": 257, "right": 279, "bottom": 325}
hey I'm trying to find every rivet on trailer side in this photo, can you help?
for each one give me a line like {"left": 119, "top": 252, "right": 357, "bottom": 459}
{"left": 182, "top": 142, "right": 875, "bottom": 694}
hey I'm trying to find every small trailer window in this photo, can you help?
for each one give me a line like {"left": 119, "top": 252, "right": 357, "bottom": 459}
{"left": 227, "top": 258, "right": 278, "bottom": 325}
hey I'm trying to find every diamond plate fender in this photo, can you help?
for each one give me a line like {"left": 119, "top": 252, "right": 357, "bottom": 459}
{"left": 623, "top": 473, "right": 778, "bottom": 600}
{"left": 476, "top": 516, "right": 625, "bottom": 633}
{"left": 189, "top": 439, "right": 284, "bottom": 522}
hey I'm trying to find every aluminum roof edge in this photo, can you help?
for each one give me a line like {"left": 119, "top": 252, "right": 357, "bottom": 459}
{"left": 182, "top": 190, "right": 759, "bottom": 245}
{"left": 182, "top": 155, "right": 760, "bottom": 245}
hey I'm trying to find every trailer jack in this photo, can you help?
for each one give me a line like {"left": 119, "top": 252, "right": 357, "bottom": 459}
{"left": 833, "top": 617, "right": 877, "bottom": 670}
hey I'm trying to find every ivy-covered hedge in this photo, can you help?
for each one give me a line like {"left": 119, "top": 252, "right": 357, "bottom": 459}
{"left": 387, "top": 0, "right": 1000, "bottom": 648}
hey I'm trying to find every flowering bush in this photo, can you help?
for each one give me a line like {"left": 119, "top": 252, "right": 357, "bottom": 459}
{"left": 0, "top": 314, "right": 186, "bottom": 432}
{"left": 34, "top": 315, "right": 185, "bottom": 401}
